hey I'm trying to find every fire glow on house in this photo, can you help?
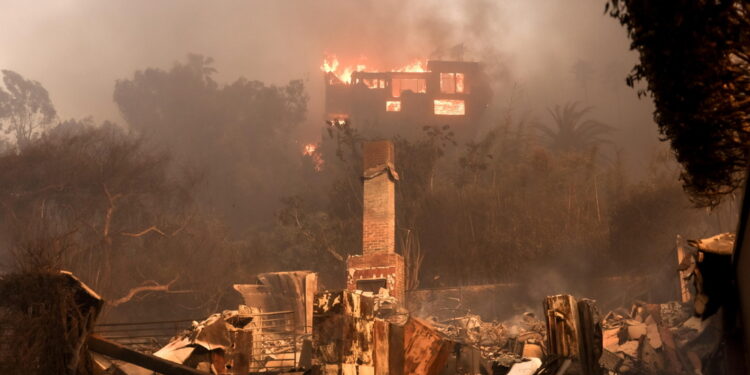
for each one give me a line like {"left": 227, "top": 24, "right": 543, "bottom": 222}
{"left": 322, "top": 55, "right": 492, "bottom": 138}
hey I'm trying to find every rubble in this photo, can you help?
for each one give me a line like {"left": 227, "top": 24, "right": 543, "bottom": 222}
{"left": 4, "top": 144, "right": 737, "bottom": 375}
{"left": 88, "top": 334, "right": 206, "bottom": 375}
{"left": 598, "top": 301, "right": 718, "bottom": 374}
{"left": 89, "top": 229, "right": 731, "bottom": 375}
{"left": 414, "top": 309, "right": 545, "bottom": 373}
{"left": 100, "top": 270, "right": 320, "bottom": 375}
{"left": 78, "top": 140, "right": 738, "bottom": 375}
{"left": 107, "top": 307, "right": 310, "bottom": 375}
{"left": 233, "top": 271, "right": 318, "bottom": 333}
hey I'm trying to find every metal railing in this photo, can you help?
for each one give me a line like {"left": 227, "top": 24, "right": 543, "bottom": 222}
{"left": 242, "top": 310, "right": 310, "bottom": 373}
{"left": 93, "top": 311, "right": 311, "bottom": 374}
{"left": 94, "top": 318, "right": 196, "bottom": 350}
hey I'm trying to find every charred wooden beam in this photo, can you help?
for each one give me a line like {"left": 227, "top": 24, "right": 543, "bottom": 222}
{"left": 87, "top": 334, "right": 208, "bottom": 375}
{"left": 403, "top": 318, "right": 452, "bottom": 375}
{"left": 544, "top": 295, "right": 603, "bottom": 375}
{"left": 576, "top": 298, "right": 602, "bottom": 375}
{"left": 544, "top": 294, "right": 580, "bottom": 359}
{"left": 676, "top": 235, "right": 693, "bottom": 304}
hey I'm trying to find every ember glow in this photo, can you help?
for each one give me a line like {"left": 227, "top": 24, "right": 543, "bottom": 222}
{"left": 303, "top": 143, "right": 317, "bottom": 155}
{"left": 303, "top": 143, "right": 324, "bottom": 171}
{"left": 434, "top": 99, "right": 465, "bottom": 115}
{"left": 321, "top": 54, "right": 428, "bottom": 84}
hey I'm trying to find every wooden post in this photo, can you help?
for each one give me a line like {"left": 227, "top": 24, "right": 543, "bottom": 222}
{"left": 544, "top": 294, "right": 580, "bottom": 359}
{"left": 545, "top": 295, "right": 604, "bottom": 375}
{"left": 577, "top": 299, "right": 602, "bottom": 375}
{"left": 676, "top": 235, "right": 693, "bottom": 303}
{"left": 231, "top": 330, "right": 251, "bottom": 375}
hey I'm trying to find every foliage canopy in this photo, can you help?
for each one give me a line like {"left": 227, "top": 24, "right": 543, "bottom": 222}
{"left": 607, "top": 0, "right": 750, "bottom": 206}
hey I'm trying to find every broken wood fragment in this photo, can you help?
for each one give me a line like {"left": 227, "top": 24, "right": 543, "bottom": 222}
{"left": 676, "top": 235, "right": 693, "bottom": 304}
{"left": 544, "top": 295, "right": 580, "bottom": 359}
{"left": 576, "top": 298, "right": 602, "bottom": 375}
{"left": 87, "top": 334, "right": 208, "bottom": 375}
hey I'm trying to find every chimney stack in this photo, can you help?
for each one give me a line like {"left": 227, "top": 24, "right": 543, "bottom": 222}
{"left": 346, "top": 140, "right": 405, "bottom": 302}
{"left": 362, "top": 141, "right": 396, "bottom": 254}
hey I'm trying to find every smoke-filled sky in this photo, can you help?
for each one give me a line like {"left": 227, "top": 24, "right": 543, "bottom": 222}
{"left": 0, "top": 0, "right": 660, "bottom": 173}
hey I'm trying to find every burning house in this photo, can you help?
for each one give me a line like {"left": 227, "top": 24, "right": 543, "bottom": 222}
{"left": 323, "top": 57, "right": 492, "bottom": 139}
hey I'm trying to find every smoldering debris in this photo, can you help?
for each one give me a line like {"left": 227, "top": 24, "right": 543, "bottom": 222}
{"left": 598, "top": 301, "right": 717, "bottom": 375}
{"left": 424, "top": 312, "right": 546, "bottom": 368}
{"left": 0, "top": 128, "right": 736, "bottom": 375}
{"left": 0, "top": 264, "right": 726, "bottom": 375}
{"left": 136, "top": 307, "right": 311, "bottom": 374}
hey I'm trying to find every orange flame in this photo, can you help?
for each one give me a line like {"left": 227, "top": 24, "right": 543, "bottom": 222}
{"left": 303, "top": 143, "right": 317, "bottom": 155}
{"left": 322, "top": 54, "right": 428, "bottom": 84}
{"left": 395, "top": 60, "right": 428, "bottom": 73}
{"left": 303, "top": 143, "right": 324, "bottom": 171}
{"left": 321, "top": 55, "right": 368, "bottom": 84}
{"left": 434, "top": 99, "right": 465, "bottom": 115}
{"left": 321, "top": 56, "right": 339, "bottom": 74}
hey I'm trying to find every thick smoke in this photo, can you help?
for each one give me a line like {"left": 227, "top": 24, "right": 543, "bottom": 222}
{"left": 1, "top": 1, "right": 733, "bottom": 321}
{"left": 0, "top": 1, "right": 656, "bottom": 172}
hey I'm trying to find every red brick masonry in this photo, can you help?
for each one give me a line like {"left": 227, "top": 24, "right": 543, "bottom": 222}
{"left": 362, "top": 141, "right": 396, "bottom": 255}
{"left": 347, "top": 252, "right": 405, "bottom": 302}
{"left": 350, "top": 140, "right": 405, "bottom": 303}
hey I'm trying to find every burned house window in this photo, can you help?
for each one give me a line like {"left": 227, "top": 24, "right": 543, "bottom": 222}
{"left": 456, "top": 73, "right": 465, "bottom": 93}
{"left": 434, "top": 99, "right": 465, "bottom": 115}
{"left": 363, "top": 79, "right": 385, "bottom": 89}
{"left": 391, "top": 78, "right": 426, "bottom": 97}
{"left": 386, "top": 100, "right": 401, "bottom": 112}
{"left": 356, "top": 279, "right": 387, "bottom": 294}
{"left": 440, "top": 73, "right": 467, "bottom": 94}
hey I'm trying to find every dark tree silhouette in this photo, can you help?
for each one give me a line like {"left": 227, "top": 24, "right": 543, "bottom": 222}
{"left": 536, "top": 102, "right": 614, "bottom": 153}
{"left": 0, "top": 70, "right": 57, "bottom": 148}
{"left": 607, "top": 0, "right": 750, "bottom": 207}
{"left": 113, "top": 54, "right": 309, "bottom": 229}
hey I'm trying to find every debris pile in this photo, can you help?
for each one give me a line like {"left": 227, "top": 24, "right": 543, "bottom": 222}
{"left": 147, "top": 307, "right": 310, "bottom": 374}
{"left": 422, "top": 312, "right": 546, "bottom": 370}
{"left": 599, "top": 301, "right": 719, "bottom": 374}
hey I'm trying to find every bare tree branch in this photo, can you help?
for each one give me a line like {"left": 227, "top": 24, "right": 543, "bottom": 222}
{"left": 109, "top": 277, "right": 192, "bottom": 307}
{"left": 121, "top": 225, "right": 166, "bottom": 238}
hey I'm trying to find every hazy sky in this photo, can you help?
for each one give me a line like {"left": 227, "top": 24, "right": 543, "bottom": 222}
{"left": 0, "top": 0, "right": 661, "bottom": 172}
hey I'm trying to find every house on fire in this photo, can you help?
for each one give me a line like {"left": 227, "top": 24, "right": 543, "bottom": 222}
{"left": 324, "top": 60, "right": 492, "bottom": 138}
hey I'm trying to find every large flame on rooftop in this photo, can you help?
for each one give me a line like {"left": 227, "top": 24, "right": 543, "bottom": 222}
{"left": 394, "top": 60, "right": 428, "bottom": 73}
{"left": 321, "top": 54, "right": 428, "bottom": 84}
{"left": 321, "top": 55, "right": 368, "bottom": 84}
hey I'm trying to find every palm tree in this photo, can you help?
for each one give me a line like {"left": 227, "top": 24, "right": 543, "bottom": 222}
{"left": 536, "top": 102, "right": 614, "bottom": 153}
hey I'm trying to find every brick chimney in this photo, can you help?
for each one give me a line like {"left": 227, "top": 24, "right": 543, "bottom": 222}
{"left": 362, "top": 141, "right": 396, "bottom": 254}
{"left": 346, "top": 140, "right": 405, "bottom": 302}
